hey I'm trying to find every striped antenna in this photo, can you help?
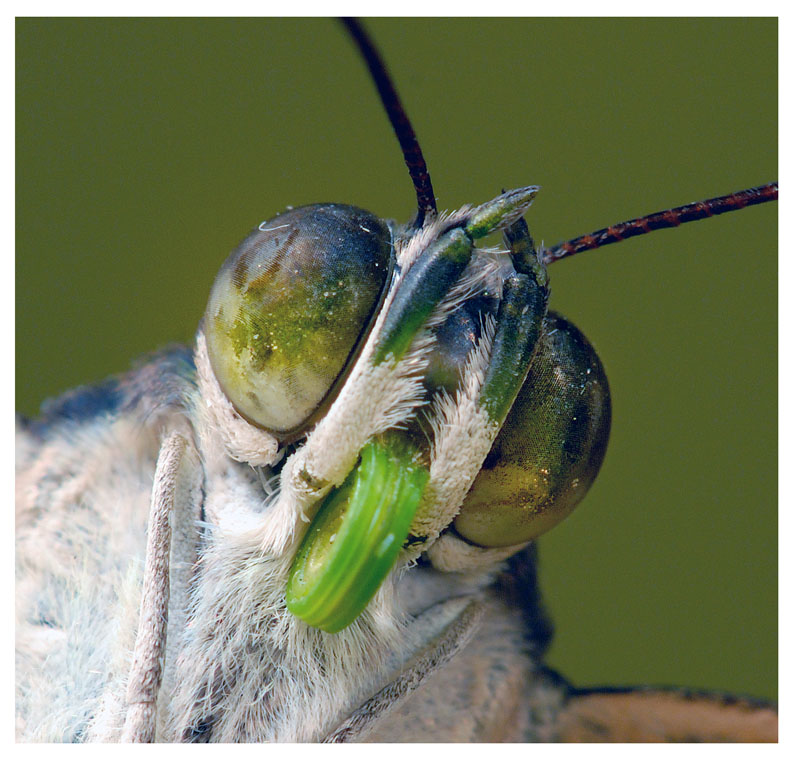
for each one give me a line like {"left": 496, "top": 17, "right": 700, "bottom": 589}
{"left": 543, "top": 182, "right": 777, "bottom": 265}
{"left": 341, "top": 18, "right": 437, "bottom": 228}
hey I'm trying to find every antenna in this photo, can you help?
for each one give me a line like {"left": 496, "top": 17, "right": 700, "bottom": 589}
{"left": 341, "top": 18, "right": 437, "bottom": 228}
{"left": 543, "top": 183, "right": 778, "bottom": 264}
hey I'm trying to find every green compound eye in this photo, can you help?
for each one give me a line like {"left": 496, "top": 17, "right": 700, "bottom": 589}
{"left": 454, "top": 312, "right": 612, "bottom": 547}
{"left": 204, "top": 204, "right": 392, "bottom": 440}
{"left": 286, "top": 435, "right": 429, "bottom": 633}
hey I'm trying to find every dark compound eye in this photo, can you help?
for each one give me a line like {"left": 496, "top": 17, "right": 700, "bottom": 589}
{"left": 423, "top": 291, "right": 497, "bottom": 396}
{"left": 454, "top": 312, "right": 612, "bottom": 547}
{"left": 204, "top": 204, "right": 392, "bottom": 440}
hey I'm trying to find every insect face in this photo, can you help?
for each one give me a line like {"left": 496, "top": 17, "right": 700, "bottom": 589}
{"left": 16, "top": 16, "right": 776, "bottom": 713}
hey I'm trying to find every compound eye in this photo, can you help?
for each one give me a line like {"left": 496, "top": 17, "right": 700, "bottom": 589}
{"left": 204, "top": 204, "right": 392, "bottom": 439}
{"left": 454, "top": 312, "right": 611, "bottom": 547}
{"left": 423, "top": 292, "right": 497, "bottom": 395}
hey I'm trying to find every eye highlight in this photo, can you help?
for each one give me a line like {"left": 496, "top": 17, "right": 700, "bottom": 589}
{"left": 204, "top": 204, "right": 392, "bottom": 439}
{"left": 454, "top": 312, "right": 611, "bottom": 547}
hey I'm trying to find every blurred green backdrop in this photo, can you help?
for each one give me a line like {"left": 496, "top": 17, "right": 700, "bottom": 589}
{"left": 17, "top": 19, "right": 777, "bottom": 703}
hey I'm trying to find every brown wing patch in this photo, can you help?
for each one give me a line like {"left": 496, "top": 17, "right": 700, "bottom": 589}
{"left": 555, "top": 688, "right": 777, "bottom": 743}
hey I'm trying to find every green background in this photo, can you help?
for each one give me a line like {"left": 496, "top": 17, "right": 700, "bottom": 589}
{"left": 17, "top": 19, "right": 777, "bottom": 702}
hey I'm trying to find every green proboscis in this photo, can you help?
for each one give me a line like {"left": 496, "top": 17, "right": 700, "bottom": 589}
{"left": 286, "top": 434, "right": 429, "bottom": 633}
